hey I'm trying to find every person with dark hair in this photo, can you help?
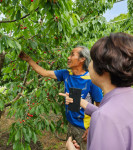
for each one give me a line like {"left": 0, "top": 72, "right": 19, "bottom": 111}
{"left": 19, "top": 46, "right": 103, "bottom": 150}
{"left": 59, "top": 32, "right": 133, "bottom": 150}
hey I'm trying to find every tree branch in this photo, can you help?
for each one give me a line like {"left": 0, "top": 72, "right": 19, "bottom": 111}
{"left": 0, "top": 7, "right": 39, "bottom": 24}
{"left": 23, "top": 64, "right": 30, "bottom": 86}
{"left": 4, "top": 93, "right": 23, "bottom": 107}
{"left": 26, "top": 76, "right": 44, "bottom": 86}
{"left": 4, "top": 64, "right": 30, "bottom": 107}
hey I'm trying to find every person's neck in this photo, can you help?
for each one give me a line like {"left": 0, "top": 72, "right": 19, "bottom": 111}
{"left": 98, "top": 72, "right": 117, "bottom": 95}
{"left": 101, "top": 84, "right": 116, "bottom": 95}
{"left": 71, "top": 67, "right": 86, "bottom": 75}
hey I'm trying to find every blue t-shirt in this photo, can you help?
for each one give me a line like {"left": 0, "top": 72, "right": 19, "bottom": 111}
{"left": 54, "top": 69, "right": 103, "bottom": 129}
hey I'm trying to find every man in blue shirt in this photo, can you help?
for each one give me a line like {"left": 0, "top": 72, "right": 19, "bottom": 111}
{"left": 19, "top": 46, "right": 103, "bottom": 150}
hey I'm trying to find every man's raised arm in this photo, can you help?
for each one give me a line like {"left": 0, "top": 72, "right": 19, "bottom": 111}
{"left": 19, "top": 51, "right": 57, "bottom": 79}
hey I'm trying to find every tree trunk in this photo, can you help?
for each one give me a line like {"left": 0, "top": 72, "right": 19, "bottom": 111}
{"left": 0, "top": 51, "right": 6, "bottom": 118}
{"left": 0, "top": 51, "right": 5, "bottom": 77}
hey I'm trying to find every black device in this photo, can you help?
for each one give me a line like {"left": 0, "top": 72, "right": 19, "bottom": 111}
{"left": 68, "top": 87, "right": 82, "bottom": 112}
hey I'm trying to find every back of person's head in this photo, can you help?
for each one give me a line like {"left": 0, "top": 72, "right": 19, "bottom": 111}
{"left": 90, "top": 32, "right": 133, "bottom": 87}
{"left": 76, "top": 46, "right": 90, "bottom": 71}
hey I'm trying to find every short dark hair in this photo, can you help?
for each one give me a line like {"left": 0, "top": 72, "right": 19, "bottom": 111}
{"left": 90, "top": 32, "right": 133, "bottom": 87}
{"left": 76, "top": 46, "right": 90, "bottom": 71}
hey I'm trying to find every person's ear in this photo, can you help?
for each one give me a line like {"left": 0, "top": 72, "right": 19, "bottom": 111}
{"left": 80, "top": 57, "right": 86, "bottom": 63}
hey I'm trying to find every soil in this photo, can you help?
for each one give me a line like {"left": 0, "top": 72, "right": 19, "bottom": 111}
{"left": 0, "top": 110, "right": 67, "bottom": 150}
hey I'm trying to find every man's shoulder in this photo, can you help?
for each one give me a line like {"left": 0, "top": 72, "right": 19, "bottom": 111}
{"left": 55, "top": 69, "right": 68, "bottom": 73}
{"left": 54, "top": 69, "right": 69, "bottom": 81}
{"left": 80, "top": 72, "right": 91, "bottom": 80}
{"left": 67, "top": 69, "right": 73, "bottom": 75}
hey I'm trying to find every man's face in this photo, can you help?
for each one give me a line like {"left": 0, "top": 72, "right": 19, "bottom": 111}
{"left": 67, "top": 47, "right": 82, "bottom": 69}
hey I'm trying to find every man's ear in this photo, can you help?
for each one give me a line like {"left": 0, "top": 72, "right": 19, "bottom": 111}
{"left": 80, "top": 57, "right": 86, "bottom": 63}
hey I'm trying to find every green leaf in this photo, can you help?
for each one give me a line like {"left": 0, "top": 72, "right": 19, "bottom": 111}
{"left": 15, "top": 130, "right": 20, "bottom": 141}
{"left": 30, "top": 3, "right": 35, "bottom": 12}
{"left": 25, "top": 135, "right": 31, "bottom": 143}
{"left": 25, "top": 143, "right": 31, "bottom": 150}
{"left": 38, "top": 122, "right": 42, "bottom": 130}
{"left": 28, "top": 26, "right": 35, "bottom": 35}
{"left": 58, "top": 22, "right": 62, "bottom": 32}
{"left": 22, "top": 127, "right": 26, "bottom": 136}
{"left": 36, "top": 89, "right": 41, "bottom": 97}
{"left": 22, "top": 6, "right": 29, "bottom": 14}
{"left": 16, "top": 10, "right": 21, "bottom": 20}
{"left": 28, "top": 127, "right": 32, "bottom": 138}
{"left": 20, "top": 143, "right": 25, "bottom": 150}
{"left": 5, "top": 0, "right": 8, "bottom": 4}
{"left": 29, "top": 40, "right": 38, "bottom": 49}
{"left": 29, "top": 107, "right": 35, "bottom": 114}
{"left": 50, "top": 122, "right": 55, "bottom": 132}
{"left": 45, "top": 118, "right": 49, "bottom": 126}
{"left": 65, "top": 35, "right": 70, "bottom": 43}
{"left": 13, "top": 0, "right": 19, "bottom": 5}
{"left": 13, "top": 142, "right": 18, "bottom": 150}
{"left": 13, "top": 142, "right": 25, "bottom": 150}
{"left": 32, "top": 132, "right": 37, "bottom": 144}
{"left": 23, "top": 29, "right": 30, "bottom": 38}
{"left": 0, "top": 100, "right": 4, "bottom": 111}
{"left": 22, "top": 127, "right": 30, "bottom": 143}
{"left": 36, "top": 106, "right": 40, "bottom": 115}
{"left": 0, "top": 40, "right": 2, "bottom": 53}
{"left": 15, "top": 41, "right": 21, "bottom": 50}
{"left": 40, "top": 105, "right": 44, "bottom": 114}
{"left": 7, "top": 38, "right": 15, "bottom": 48}
{"left": 74, "top": 14, "right": 80, "bottom": 21}
{"left": 11, "top": 10, "right": 16, "bottom": 20}
{"left": 70, "top": 18, "right": 74, "bottom": 27}
{"left": 57, "top": 120, "right": 62, "bottom": 128}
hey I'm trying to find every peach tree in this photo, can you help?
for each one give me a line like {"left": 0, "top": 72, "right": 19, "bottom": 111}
{"left": 0, "top": 0, "right": 131, "bottom": 149}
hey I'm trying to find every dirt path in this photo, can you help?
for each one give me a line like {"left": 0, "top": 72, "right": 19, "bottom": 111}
{"left": 0, "top": 110, "right": 67, "bottom": 150}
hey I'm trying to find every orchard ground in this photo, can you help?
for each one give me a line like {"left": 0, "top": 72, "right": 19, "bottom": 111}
{"left": 0, "top": 109, "right": 67, "bottom": 150}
